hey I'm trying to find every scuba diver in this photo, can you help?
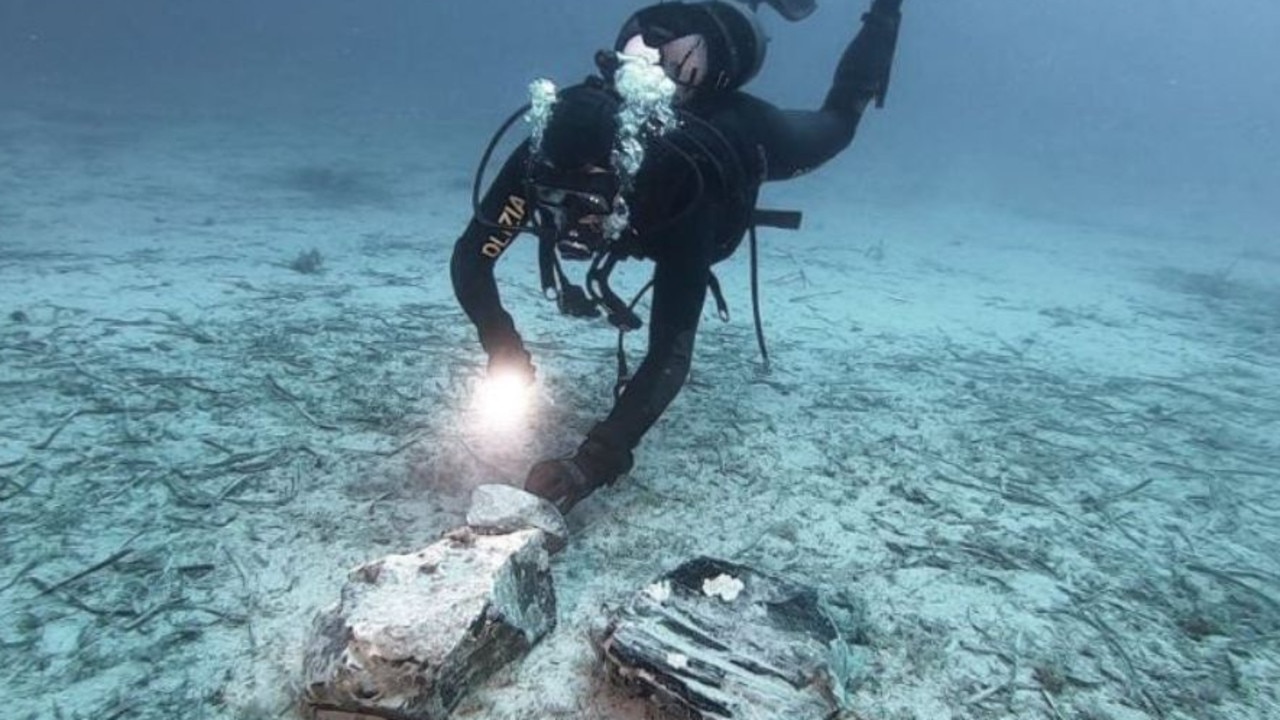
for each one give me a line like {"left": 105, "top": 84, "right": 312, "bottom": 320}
{"left": 451, "top": 0, "right": 905, "bottom": 514}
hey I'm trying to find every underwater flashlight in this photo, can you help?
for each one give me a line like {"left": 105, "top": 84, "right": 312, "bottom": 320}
{"left": 473, "top": 370, "right": 533, "bottom": 429}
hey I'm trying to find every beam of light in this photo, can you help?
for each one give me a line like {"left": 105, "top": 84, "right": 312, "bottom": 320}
{"left": 471, "top": 370, "right": 534, "bottom": 430}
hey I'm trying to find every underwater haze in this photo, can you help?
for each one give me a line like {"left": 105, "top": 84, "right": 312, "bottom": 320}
{"left": 2, "top": 1, "right": 1278, "bottom": 719}
{"left": 5, "top": 0, "right": 1278, "bottom": 236}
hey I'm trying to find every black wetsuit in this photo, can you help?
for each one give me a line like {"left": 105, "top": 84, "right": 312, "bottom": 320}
{"left": 451, "top": 9, "right": 900, "bottom": 456}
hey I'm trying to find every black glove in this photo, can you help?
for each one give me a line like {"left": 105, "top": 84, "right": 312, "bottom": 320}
{"left": 484, "top": 334, "right": 536, "bottom": 385}
{"left": 525, "top": 435, "right": 634, "bottom": 515}
{"left": 870, "top": 0, "right": 903, "bottom": 17}
{"left": 859, "top": 0, "right": 902, "bottom": 109}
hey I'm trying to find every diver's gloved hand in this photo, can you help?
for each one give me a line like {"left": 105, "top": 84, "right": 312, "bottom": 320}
{"left": 869, "top": 0, "right": 903, "bottom": 19}
{"left": 525, "top": 435, "right": 634, "bottom": 515}
{"left": 484, "top": 336, "right": 536, "bottom": 385}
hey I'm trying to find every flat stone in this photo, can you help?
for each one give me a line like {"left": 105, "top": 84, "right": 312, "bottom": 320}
{"left": 467, "top": 484, "right": 569, "bottom": 553}
{"left": 600, "top": 557, "right": 855, "bottom": 720}
{"left": 302, "top": 527, "right": 556, "bottom": 720}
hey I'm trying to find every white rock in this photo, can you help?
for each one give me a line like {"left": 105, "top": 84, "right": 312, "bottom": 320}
{"left": 302, "top": 527, "right": 556, "bottom": 719}
{"left": 467, "top": 483, "right": 569, "bottom": 553}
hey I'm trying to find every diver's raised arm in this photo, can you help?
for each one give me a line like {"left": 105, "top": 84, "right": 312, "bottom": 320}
{"left": 824, "top": 0, "right": 903, "bottom": 118}
{"left": 736, "top": 0, "right": 904, "bottom": 180}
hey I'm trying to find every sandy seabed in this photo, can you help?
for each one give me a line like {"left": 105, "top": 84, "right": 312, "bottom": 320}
{"left": 1, "top": 105, "right": 1278, "bottom": 720}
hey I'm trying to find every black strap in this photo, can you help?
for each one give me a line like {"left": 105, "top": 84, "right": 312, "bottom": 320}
{"left": 707, "top": 272, "right": 730, "bottom": 322}
{"left": 613, "top": 279, "right": 655, "bottom": 400}
{"left": 558, "top": 269, "right": 598, "bottom": 318}
{"left": 610, "top": 218, "right": 780, "bottom": 397}
{"left": 538, "top": 224, "right": 601, "bottom": 318}
{"left": 752, "top": 208, "right": 803, "bottom": 230}
{"left": 589, "top": 250, "right": 643, "bottom": 331}
{"left": 537, "top": 227, "right": 558, "bottom": 297}
{"left": 749, "top": 224, "right": 770, "bottom": 371}
{"left": 557, "top": 201, "right": 796, "bottom": 395}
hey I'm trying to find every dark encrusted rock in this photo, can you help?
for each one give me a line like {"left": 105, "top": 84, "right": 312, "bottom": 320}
{"left": 302, "top": 527, "right": 556, "bottom": 720}
{"left": 600, "top": 557, "right": 855, "bottom": 720}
